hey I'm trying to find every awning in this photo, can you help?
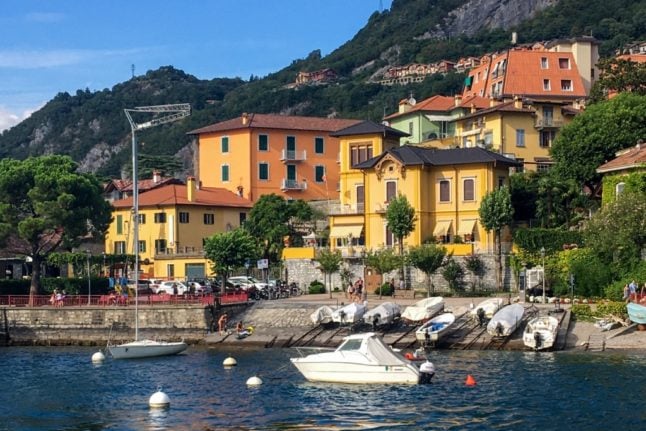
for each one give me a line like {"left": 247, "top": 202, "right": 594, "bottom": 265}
{"left": 329, "top": 225, "right": 364, "bottom": 238}
{"left": 433, "top": 220, "right": 452, "bottom": 236}
{"left": 458, "top": 219, "right": 477, "bottom": 236}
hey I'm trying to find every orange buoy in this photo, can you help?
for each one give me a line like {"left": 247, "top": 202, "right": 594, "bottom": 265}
{"left": 465, "top": 374, "right": 477, "bottom": 386}
{"left": 405, "top": 352, "right": 414, "bottom": 360}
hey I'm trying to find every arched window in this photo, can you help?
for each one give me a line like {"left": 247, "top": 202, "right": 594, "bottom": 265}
{"left": 615, "top": 182, "right": 625, "bottom": 197}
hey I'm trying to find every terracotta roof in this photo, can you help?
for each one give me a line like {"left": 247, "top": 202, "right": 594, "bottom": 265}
{"left": 456, "top": 95, "right": 490, "bottom": 110}
{"left": 616, "top": 54, "right": 646, "bottom": 63}
{"left": 187, "top": 113, "right": 361, "bottom": 135}
{"left": 112, "top": 184, "right": 253, "bottom": 208}
{"left": 355, "top": 145, "right": 521, "bottom": 169}
{"left": 329, "top": 120, "right": 409, "bottom": 138}
{"left": 104, "top": 177, "right": 183, "bottom": 193}
{"left": 597, "top": 142, "right": 646, "bottom": 173}
{"left": 384, "top": 95, "right": 456, "bottom": 120}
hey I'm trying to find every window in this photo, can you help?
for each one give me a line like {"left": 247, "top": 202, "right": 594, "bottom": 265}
{"left": 537, "top": 163, "right": 551, "bottom": 173}
{"left": 543, "top": 79, "right": 551, "bottom": 91}
{"left": 540, "top": 130, "right": 556, "bottom": 148}
{"left": 350, "top": 144, "right": 373, "bottom": 167}
{"left": 116, "top": 215, "right": 123, "bottom": 234}
{"left": 138, "top": 214, "right": 146, "bottom": 224}
{"left": 439, "top": 180, "right": 451, "bottom": 202}
{"left": 463, "top": 178, "right": 475, "bottom": 201}
{"left": 356, "top": 185, "right": 365, "bottom": 207}
{"left": 385, "top": 181, "right": 397, "bottom": 203}
{"left": 221, "top": 136, "right": 229, "bottom": 153}
{"left": 258, "top": 134, "right": 268, "bottom": 151}
{"left": 259, "top": 162, "right": 269, "bottom": 180}
{"left": 541, "top": 57, "right": 548, "bottom": 69}
{"left": 204, "top": 213, "right": 214, "bottom": 225}
{"left": 179, "top": 212, "right": 189, "bottom": 223}
{"left": 484, "top": 132, "right": 493, "bottom": 148}
{"left": 561, "top": 80, "right": 572, "bottom": 91}
{"left": 114, "top": 241, "right": 126, "bottom": 254}
{"left": 315, "top": 165, "right": 325, "bottom": 183}
{"left": 239, "top": 212, "right": 247, "bottom": 225}
{"left": 314, "top": 137, "right": 324, "bottom": 154}
{"left": 138, "top": 241, "right": 146, "bottom": 253}
{"left": 408, "top": 121, "right": 413, "bottom": 135}
{"left": 615, "top": 182, "right": 625, "bottom": 196}
{"left": 155, "top": 239, "right": 167, "bottom": 254}
{"left": 516, "top": 129, "right": 525, "bottom": 147}
{"left": 154, "top": 212, "right": 166, "bottom": 223}
{"left": 516, "top": 158, "right": 525, "bottom": 173}
{"left": 221, "top": 164, "right": 230, "bottom": 182}
{"left": 167, "top": 264, "right": 174, "bottom": 278}
{"left": 558, "top": 58, "right": 570, "bottom": 69}
{"left": 498, "top": 177, "right": 506, "bottom": 188}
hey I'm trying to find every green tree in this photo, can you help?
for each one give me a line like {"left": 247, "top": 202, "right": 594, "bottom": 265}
{"left": 583, "top": 191, "right": 646, "bottom": 275}
{"left": 364, "top": 248, "right": 401, "bottom": 298}
{"left": 479, "top": 187, "right": 514, "bottom": 290}
{"left": 464, "top": 254, "right": 485, "bottom": 291}
{"left": 408, "top": 244, "right": 448, "bottom": 296}
{"left": 204, "top": 228, "right": 259, "bottom": 289}
{"left": 386, "top": 194, "right": 417, "bottom": 285}
{"left": 441, "top": 258, "right": 464, "bottom": 292}
{"left": 590, "top": 58, "right": 646, "bottom": 102}
{"left": 551, "top": 93, "right": 646, "bottom": 192}
{"left": 0, "top": 156, "right": 112, "bottom": 300}
{"left": 315, "top": 249, "right": 343, "bottom": 298}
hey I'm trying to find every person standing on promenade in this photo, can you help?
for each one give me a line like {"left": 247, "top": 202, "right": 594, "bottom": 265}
{"left": 389, "top": 278, "right": 396, "bottom": 298}
{"left": 218, "top": 312, "right": 228, "bottom": 336}
{"left": 629, "top": 280, "right": 637, "bottom": 302}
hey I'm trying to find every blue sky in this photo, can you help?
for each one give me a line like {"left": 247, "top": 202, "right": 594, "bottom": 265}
{"left": 0, "top": 0, "right": 392, "bottom": 131}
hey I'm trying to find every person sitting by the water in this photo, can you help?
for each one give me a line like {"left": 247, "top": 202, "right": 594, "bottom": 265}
{"left": 236, "top": 321, "right": 253, "bottom": 339}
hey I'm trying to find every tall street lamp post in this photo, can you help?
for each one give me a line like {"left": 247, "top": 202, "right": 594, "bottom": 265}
{"left": 540, "top": 247, "right": 546, "bottom": 305}
{"left": 102, "top": 251, "right": 106, "bottom": 277}
{"left": 85, "top": 250, "right": 92, "bottom": 306}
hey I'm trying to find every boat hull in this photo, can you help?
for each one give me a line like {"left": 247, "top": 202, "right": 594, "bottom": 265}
{"left": 290, "top": 359, "right": 419, "bottom": 384}
{"left": 487, "top": 304, "right": 525, "bottom": 337}
{"left": 415, "top": 313, "right": 456, "bottom": 343}
{"left": 523, "top": 316, "right": 559, "bottom": 350}
{"left": 108, "top": 339, "right": 188, "bottom": 359}
{"left": 627, "top": 303, "right": 646, "bottom": 324}
{"left": 401, "top": 297, "right": 444, "bottom": 322}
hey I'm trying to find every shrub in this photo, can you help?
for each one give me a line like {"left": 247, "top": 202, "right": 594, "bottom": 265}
{"left": 308, "top": 280, "right": 325, "bottom": 294}
{"left": 571, "top": 303, "right": 594, "bottom": 321}
{"left": 442, "top": 258, "right": 464, "bottom": 291}
{"left": 595, "top": 301, "right": 627, "bottom": 319}
{"left": 375, "top": 283, "right": 393, "bottom": 296}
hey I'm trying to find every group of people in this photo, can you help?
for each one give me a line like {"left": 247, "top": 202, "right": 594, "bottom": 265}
{"left": 216, "top": 312, "right": 254, "bottom": 339}
{"left": 623, "top": 280, "right": 646, "bottom": 303}
{"left": 346, "top": 278, "right": 367, "bottom": 303}
{"left": 48, "top": 290, "right": 66, "bottom": 307}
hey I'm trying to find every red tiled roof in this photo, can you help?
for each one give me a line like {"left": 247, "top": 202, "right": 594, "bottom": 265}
{"left": 187, "top": 113, "right": 361, "bottom": 135}
{"left": 384, "top": 95, "right": 456, "bottom": 120}
{"left": 456, "top": 95, "right": 490, "bottom": 110}
{"left": 112, "top": 184, "right": 253, "bottom": 208}
{"left": 616, "top": 54, "right": 646, "bottom": 63}
{"left": 597, "top": 142, "right": 646, "bottom": 173}
{"left": 104, "top": 177, "right": 181, "bottom": 193}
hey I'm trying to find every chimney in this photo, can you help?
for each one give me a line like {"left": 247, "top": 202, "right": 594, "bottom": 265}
{"left": 489, "top": 98, "right": 498, "bottom": 107}
{"left": 398, "top": 98, "right": 411, "bottom": 113}
{"left": 152, "top": 169, "right": 161, "bottom": 184}
{"left": 187, "top": 176, "right": 196, "bottom": 202}
{"left": 513, "top": 96, "right": 523, "bottom": 109}
{"left": 241, "top": 113, "right": 249, "bottom": 125}
{"left": 470, "top": 104, "right": 477, "bottom": 114}
{"left": 454, "top": 95, "right": 462, "bottom": 107}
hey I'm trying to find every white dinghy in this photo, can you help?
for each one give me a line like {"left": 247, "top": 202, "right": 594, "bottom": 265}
{"left": 331, "top": 302, "right": 367, "bottom": 324}
{"left": 415, "top": 312, "right": 456, "bottom": 345}
{"left": 523, "top": 316, "right": 559, "bottom": 350}
{"left": 310, "top": 305, "right": 335, "bottom": 325}
{"left": 401, "top": 297, "right": 444, "bottom": 323}
{"left": 471, "top": 298, "right": 504, "bottom": 323}
{"left": 487, "top": 303, "right": 525, "bottom": 337}
{"left": 363, "top": 302, "right": 401, "bottom": 327}
{"left": 290, "top": 332, "right": 427, "bottom": 384}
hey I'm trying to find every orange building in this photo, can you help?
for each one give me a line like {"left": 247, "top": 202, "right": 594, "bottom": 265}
{"left": 188, "top": 113, "right": 360, "bottom": 202}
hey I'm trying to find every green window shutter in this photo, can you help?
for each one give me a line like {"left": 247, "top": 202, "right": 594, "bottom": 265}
{"left": 221, "top": 136, "right": 229, "bottom": 153}
{"left": 315, "top": 137, "right": 324, "bottom": 154}
{"left": 116, "top": 215, "right": 123, "bottom": 235}
{"left": 259, "top": 163, "right": 269, "bottom": 180}
{"left": 259, "top": 135, "right": 268, "bottom": 151}
{"left": 222, "top": 165, "right": 230, "bottom": 181}
{"left": 315, "top": 166, "right": 325, "bottom": 182}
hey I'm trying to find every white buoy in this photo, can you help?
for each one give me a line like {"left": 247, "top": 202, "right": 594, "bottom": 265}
{"left": 246, "top": 376, "right": 263, "bottom": 386}
{"left": 223, "top": 356, "right": 237, "bottom": 367}
{"left": 149, "top": 389, "right": 170, "bottom": 409}
{"left": 91, "top": 351, "right": 105, "bottom": 363}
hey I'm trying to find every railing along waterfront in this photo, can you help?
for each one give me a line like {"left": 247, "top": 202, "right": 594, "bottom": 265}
{"left": 0, "top": 292, "right": 248, "bottom": 307}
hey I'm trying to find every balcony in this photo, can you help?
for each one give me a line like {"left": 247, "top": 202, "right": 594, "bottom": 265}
{"left": 375, "top": 202, "right": 389, "bottom": 213}
{"left": 280, "top": 149, "right": 307, "bottom": 162}
{"left": 327, "top": 202, "right": 365, "bottom": 215}
{"left": 534, "top": 118, "right": 563, "bottom": 129}
{"left": 281, "top": 179, "right": 308, "bottom": 191}
{"left": 154, "top": 246, "right": 204, "bottom": 259}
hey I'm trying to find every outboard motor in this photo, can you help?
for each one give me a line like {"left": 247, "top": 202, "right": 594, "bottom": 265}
{"left": 419, "top": 360, "right": 435, "bottom": 384}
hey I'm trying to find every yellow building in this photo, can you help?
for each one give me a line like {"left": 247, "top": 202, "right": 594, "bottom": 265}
{"left": 329, "top": 142, "right": 520, "bottom": 256}
{"left": 454, "top": 98, "right": 580, "bottom": 172}
{"left": 105, "top": 178, "right": 252, "bottom": 279}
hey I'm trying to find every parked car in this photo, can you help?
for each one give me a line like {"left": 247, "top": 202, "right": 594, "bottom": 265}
{"left": 228, "top": 276, "right": 269, "bottom": 292}
{"left": 155, "top": 280, "right": 189, "bottom": 295}
{"left": 126, "top": 279, "right": 153, "bottom": 295}
{"left": 187, "top": 281, "right": 212, "bottom": 295}
{"left": 147, "top": 278, "right": 165, "bottom": 293}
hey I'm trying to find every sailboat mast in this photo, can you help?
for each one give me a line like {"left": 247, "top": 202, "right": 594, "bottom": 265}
{"left": 132, "top": 129, "right": 140, "bottom": 341}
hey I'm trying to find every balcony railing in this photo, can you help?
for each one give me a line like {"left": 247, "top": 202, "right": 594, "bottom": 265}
{"left": 327, "top": 202, "right": 365, "bottom": 215}
{"left": 281, "top": 179, "right": 308, "bottom": 191}
{"left": 534, "top": 118, "right": 563, "bottom": 129}
{"left": 280, "top": 149, "right": 307, "bottom": 162}
{"left": 154, "top": 246, "right": 204, "bottom": 259}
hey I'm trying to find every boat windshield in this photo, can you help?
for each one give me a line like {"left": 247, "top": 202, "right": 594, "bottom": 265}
{"left": 338, "top": 339, "right": 362, "bottom": 351}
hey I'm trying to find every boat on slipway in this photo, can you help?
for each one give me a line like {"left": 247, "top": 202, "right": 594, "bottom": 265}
{"left": 487, "top": 303, "right": 525, "bottom": 337}
{"left": 523, "top": 316, "right": 560, "bottom": 351}
{"left": 415, "top": 312, "right": 456, "bottom": 345}
{"left": 627, "top": 302, "right": 646, "bottom": 324}
{"left": 471, "top": 298, "right": 504, "bottom": 324}
{"left": 290, "top": 332, "right": 434, "bottom": 384}
{"left": 363, "top": 302, "right": 401, "bottom": 327}
{"left": 331, "top": 302, "right": 367, "bottom": 324}
{"left": 401, "top": 297, "right": 444, "bottom": 323}
{"left": 310, "top": 305, "right": 335, "bottom": 326}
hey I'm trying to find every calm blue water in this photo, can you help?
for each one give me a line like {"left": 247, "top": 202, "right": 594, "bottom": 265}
{"left": 0, "top": 346, "right": 644, "bottom": 430}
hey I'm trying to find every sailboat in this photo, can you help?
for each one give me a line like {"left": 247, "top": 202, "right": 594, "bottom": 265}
{"left": 108, "top": 106, "right": 190, "bottom": 359}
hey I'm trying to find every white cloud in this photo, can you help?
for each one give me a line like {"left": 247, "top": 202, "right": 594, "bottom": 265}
{"left": 0, "top": 106, "right": 37, "bottom": 132}
{"left": 0, "top": 48, "right": 146, "bottom": 69}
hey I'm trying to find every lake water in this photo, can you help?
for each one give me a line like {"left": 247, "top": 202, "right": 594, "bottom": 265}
{"left": 0, "top": 346, "right": 644, "bottom": 430}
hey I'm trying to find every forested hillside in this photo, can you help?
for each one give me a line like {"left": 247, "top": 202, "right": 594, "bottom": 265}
{"left": 0, "top": 0, "right": 644, "bottom": 178}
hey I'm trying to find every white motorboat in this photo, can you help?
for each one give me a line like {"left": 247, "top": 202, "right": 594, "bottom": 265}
{"left": 471, "top": 298, "right": 504, "bottom": 323}
{"left": 523, "top": 316, "right": 559, "bottom": 350}
{"left": 331, "top": 302, "right": 367, "bottom": 324}
{"left": 363, "top": 302, "right": 401, "bottom": 327}
{"left": 487, "top": 303, "right": 525, "bottom": 337}
{"left": 415, "top": 312, "right": 456, "bottom": 344}
{"left": 310, "top": 305, "right": 335, "bottom": 325}
{"left": 401, "top": 297, "right": 444, "bottom": 323}
{"left": 290, "top": 332, "right": 432, "bottom": 384}
{"left": 108, "top": 338, "right": 188, "bottom": 359}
